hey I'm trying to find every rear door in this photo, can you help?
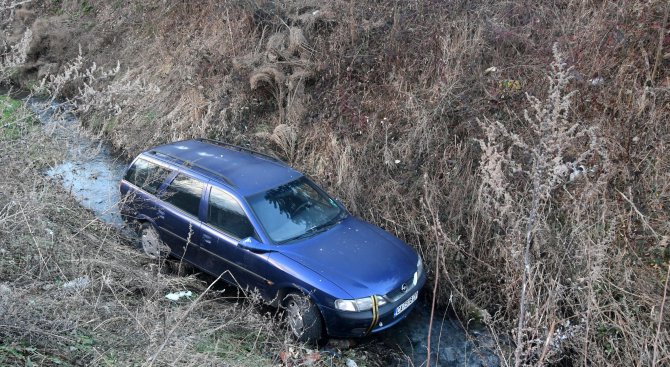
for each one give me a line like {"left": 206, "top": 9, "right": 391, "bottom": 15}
{"left": 199, "top": 185, "right": 274, "bottom": 293}
{"left": 120, "top": 157, "right": 173, "bottom": 223}
{"left": 155, "top": 173, "right": 205, "bottom": 263}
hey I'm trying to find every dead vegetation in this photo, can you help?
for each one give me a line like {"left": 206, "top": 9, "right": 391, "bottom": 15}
{"left": 2, "top": 0, "right": 670, "bottom": 365}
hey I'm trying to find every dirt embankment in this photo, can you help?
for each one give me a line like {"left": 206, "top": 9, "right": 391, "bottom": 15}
{"left": 2, "top": 0, "right": 670, "bottom": 365}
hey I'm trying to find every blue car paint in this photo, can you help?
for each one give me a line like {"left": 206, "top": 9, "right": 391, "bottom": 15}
{"left": 119, "top": 139, "right": 425, "bottom": 338}
{"left": 277, "top": 216, "right": 417, "bottom": 299}
{"left": 150, "top": 139, "right": 302, "bottom": 196}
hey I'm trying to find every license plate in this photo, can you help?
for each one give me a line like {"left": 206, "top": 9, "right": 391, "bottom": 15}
{"left": 394, "top": 291, "right": 418, "bottom": 317}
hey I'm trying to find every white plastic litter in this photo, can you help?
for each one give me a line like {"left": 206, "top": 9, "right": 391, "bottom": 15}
{"left": 165, "top": 290, "right": 193, "bottom": 301}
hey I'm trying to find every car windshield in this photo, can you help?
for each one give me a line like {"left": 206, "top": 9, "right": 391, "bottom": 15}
{"left": 247, "top": 177, "right": 345, "bottom": 243}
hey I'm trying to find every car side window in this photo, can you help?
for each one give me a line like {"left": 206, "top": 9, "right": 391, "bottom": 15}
{"left": 124, "top": 158, "right": 171, "bottom": 194}
{"left": 162, "top": 174, "right": 204, "bottom": 217}
{"left": 208, "top": 186, "right": 255, "bottom": 239}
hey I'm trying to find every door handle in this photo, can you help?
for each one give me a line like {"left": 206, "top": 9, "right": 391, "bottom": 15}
{"left": 203, "top": 234, "right": 213, "bottom": 244}
{"left": 157, "top": 209, "right": 165, "bottom": 219}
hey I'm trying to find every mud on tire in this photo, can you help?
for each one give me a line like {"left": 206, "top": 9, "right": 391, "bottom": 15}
{"left": 139, "top": 222, "right": 170, "bottom": 260}
{"left": 282, "top": 292, "right": 324, "bottom": 343}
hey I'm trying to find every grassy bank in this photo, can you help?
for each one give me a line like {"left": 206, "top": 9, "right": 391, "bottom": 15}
{"left": 2, "top": 0, "right": 670, "bottom": 364}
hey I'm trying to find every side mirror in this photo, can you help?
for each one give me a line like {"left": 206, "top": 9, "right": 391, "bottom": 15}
{"left": 238, "top": 237, "right": 275, "bottom": 253}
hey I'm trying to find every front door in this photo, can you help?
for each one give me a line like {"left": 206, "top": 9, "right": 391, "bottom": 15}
{"left": 198, "top": 185, "right": 274, "bottom": 294}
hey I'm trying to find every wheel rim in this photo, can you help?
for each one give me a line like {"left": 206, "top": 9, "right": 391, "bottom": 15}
{"left": 141, "top": 227, "right": 162, "bottom": 259}
{"left": 286, "top": 298, "right": 305, "bottom": 337}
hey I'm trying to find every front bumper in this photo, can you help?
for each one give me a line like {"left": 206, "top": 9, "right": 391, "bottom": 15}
{"left": 320, "top": 271, "right": 427, "bottom": 338}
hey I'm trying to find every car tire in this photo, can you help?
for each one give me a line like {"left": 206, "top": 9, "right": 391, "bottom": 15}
{"left": 283, "top": 292, "right": 323, "bottom": 343}
{"left": 139, "top": 223, "right": 169, "bottom": 260}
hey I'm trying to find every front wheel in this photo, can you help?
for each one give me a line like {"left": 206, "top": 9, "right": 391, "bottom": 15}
{"left": 283, "top": 292, "right": 323, "bottom": 343}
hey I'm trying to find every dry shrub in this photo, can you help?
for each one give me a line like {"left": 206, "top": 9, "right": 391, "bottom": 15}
{"left": 0, "top": 0, "right": 31, "bottom": 26}
{"left": 162, "top": 88, "right": 214, "bottom": 141}
{"left": 249, "top": 25, "right": 314, "bottom": 130}
{"left": 474, "top": 46, "right": 613, "bottom": 365}
{"left": 250, "top": 66, "right": 286, "bottom": 106}
{"left": 0, "top": 27, "right": 30, "bottom": 83}
{"left": 301, "top": 131, "right": 362, "bottom": 213}
{"left": 32, "top": 46, "right": 160, "bottom": 130}
{"left": 288, "top": 26, "right": 308, "bottom": 55}
{"left": 266, "top": 32, "right": 287, "bottom": 60}
{"left": 286, "top": 68, "right": 311, "bottom": 123}
{"left": 270, "top": 123, "right": 298, "bottom": 162}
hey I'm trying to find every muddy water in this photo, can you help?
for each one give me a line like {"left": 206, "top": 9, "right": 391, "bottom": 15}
{"left": 27, "top": 97, "right": 501, "bottom": 366}
{"left": 27, "top": 98, "right": 127, "bottom": 227}
{"left": 372, "top": 300, "right": 501, "bottom": 366}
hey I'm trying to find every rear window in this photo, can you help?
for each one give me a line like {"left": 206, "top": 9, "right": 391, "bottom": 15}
{"left": 162, "top": 174, "right": 204, "bottom": 217}
{"left": 124, "top": 158, "right": 171, "bottom": 194}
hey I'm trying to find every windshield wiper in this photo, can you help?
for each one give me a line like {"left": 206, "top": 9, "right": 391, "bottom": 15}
{"left": 286, "top": 224, "right": 329, "bottom": 242}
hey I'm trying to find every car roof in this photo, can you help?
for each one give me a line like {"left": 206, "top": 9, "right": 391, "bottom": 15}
{"left": 143, "top": 139, "right": 302, "bottom": 196}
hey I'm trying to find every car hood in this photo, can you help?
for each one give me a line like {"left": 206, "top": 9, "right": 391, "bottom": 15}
{"left": 277, "top": 216, "right": 418, "bottom": 299}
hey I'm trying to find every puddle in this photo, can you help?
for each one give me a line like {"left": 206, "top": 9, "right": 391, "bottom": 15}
{"left": 24, "top": 97, "right": 501, "bottom": 366}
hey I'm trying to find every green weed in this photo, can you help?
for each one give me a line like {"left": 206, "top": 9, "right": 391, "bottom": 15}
{"left": 80, "top": 1, "right": 93, "bottom": 15}
{"left": 0, "top": 96, "right": 37, "bottom": 140}
{"left": 0, "top": 345, "right": 68, "bottom": 366}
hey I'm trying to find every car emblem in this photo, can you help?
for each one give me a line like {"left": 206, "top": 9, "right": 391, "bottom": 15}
{"left": 401, "top": 283, "right": 408, "bottom": 292}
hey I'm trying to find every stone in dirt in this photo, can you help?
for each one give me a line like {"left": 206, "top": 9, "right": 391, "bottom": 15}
{"left": 62, "top": 276, "right": 90, "bottom": 291}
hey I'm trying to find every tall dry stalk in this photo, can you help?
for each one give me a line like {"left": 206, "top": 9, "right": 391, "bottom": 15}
{"left": 653, "top": 249, "right": 670, "bottom": 366}
{"left": 422, "top": 173, "right": 443, "bottom": 367}
{"left": 477, "top": 44, "right": 594, "bottom": 365}
{"left": 514, "top": 44, "right": 585, "bottom": 366}
{"left": 0, "top": 27, "right": 31, "bottom": 83}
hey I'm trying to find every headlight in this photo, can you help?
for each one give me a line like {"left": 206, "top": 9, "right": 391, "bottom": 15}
{"left": 335, "top": 295, "right": 387, "bottom": 312}
{"left": 413, "top": 256, "right": 423, "bottom": 286}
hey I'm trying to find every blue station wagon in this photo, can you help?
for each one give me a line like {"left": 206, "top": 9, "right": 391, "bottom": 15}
{"left": 119, "top": 138, "right": 426, "bottom": 341}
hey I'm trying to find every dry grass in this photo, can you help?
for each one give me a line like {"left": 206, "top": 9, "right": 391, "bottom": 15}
{"left": 2, "top": 0, "right": 670, "bottom": 365}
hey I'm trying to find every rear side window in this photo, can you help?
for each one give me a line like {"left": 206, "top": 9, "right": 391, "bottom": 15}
{"left": 162, "top": 174, "right": 204, "bottom": 217}
{"left": 208, "top": 187, "right": 255, "bottom": 239}
{"left": 124, "top": 158, "right": 171, "bottom": 194}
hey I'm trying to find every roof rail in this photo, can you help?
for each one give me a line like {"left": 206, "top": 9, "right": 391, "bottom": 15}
{"left": 196, "top": 138, "right": 283, "bottom": 164}
{"left": 148, "top": 149, "right": 235, "bottom": 186}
